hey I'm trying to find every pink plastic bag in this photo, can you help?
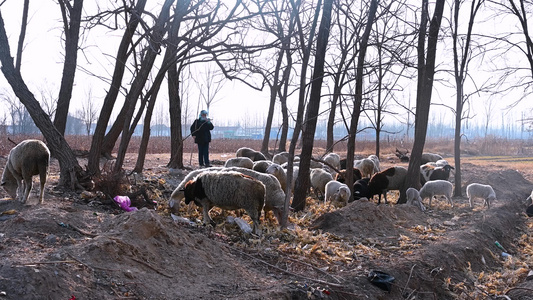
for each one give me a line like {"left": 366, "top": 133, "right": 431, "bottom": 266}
{"left": 113, "top": 196, "right": 138, "bottom": 212}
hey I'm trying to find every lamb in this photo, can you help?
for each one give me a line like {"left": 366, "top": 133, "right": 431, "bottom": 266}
{"left": 368, "top": 166, "right": 408, "bottom": 205}
{"left": 324, "top": 180, "right": 351, "bottom": 207}
{"left": 224, "top": 157, "right": 254, "bottom": 169}
{"left": 466, "top": 183, "right": 496, "bottom": 209}
{"left": 1, "top": 139, "right": 50, "bottom": 204}
{"left": 334, "top": 168, "right": 363, "bottom": 183}
{"left": 266, "top": 163, "right": 288, "bottom": 192}
{"left": 420, "top": 164, "right": 454, "bottom": 185}
{"left": 183, "top": 171, "right": 265, "bottom": 235}
{"left": 354, "top": 158, "right": 376, "bottom": 178}
{"left": 419, "top": 180, "right": 454, "bottom": 207}
{"left": 310, "top": 168, "right": 334, "bottom": 199}
{"left": 222, "top": 167, "right": 285, "bottom": 224}
{"left": 406, "top": 187, "right": 426, "bottom": 211}
{"left": 353, "top": 178, "right": 370, "bottom": 200}
{"left": 236, "top": 147, "right": 267, "bottom": 162}
{"left": 420, "top": 153, "right": 443, "bottom": 165}
{"left": 323, "top": 152, "right": 341, "bottom": 171}
{"left": 252, "top": 160, "right": 273, "bottom": 173}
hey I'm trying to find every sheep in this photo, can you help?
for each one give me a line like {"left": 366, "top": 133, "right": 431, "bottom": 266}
{"left": 266, "top": 163, "right": 288, "bottom": 192}
{"left": 323, "top": 152, "right": 341, "bottom": 171}
{"left": 354, "top": 158, "right": 376, "bottom": 178}
{"left": 368, "top": 166, "right": 408, "bottom": 205}
{"left": 252, "top": 160, "right": 273, "bottom": 173}
{"left": 368, "top": 155, "right": 380, "bottom": 173}
{"left": 420, "top": 164, "right": 454, "bottom": 185}
{"left": 435, "top": 159, "right": 449, "bottom": 167}
{"left": 224, "top": 157, "right": 254, "bottom": 169}
{"left": 183, "top": 171, "right": 265, "bottom": 235}
{"left": 406, "top": 188, "right": 426, "bottom": 211}
{"left": 222, "top": 167, "right": 285, "bottom": 224}
{"left": 324, "top": 181, "right": 351, "bottom": 207}
{"left": 310, "top": 168, "right": 334, "bottom": 199}
{"left": 353, "top": 178, "right": 370, "bottom": 200}
{"left": 1, "top": 139, "right": 50, "bottom": 204}
{"left": 466, "top": 183, "right": 496, "bottom": 209}
{"left": 169, "top": 167, "right": 223, "bottom": 213}
{"left": 236, "top": 147, "right": 267, "bottom": 162}
{"left": 272, "top": 152, "right": 290, "bottom": 165}
{"left": 334, "top": 168, "right": 363, "bottom": 183}
{"left": 419, "top": 180, "right": 453, "bottom": 207}
{"left": 421, "top": 153, "right": 443, "bottom": 165}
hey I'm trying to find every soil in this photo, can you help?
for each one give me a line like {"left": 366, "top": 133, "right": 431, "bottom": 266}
{"left": 1, "top": 153, "right": 533, "bottom": 300}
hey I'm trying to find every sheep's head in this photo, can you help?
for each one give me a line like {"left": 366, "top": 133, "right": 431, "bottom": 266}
{"left": 1, "top": 169, "right": 18, "bottom": 199}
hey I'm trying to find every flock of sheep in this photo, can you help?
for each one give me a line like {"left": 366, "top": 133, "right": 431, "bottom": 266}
{"left": 170, "top": 147, "right": 498, "bottom": 234}
{"left": 0, "top": 140, "right": 499, "bottom": 236}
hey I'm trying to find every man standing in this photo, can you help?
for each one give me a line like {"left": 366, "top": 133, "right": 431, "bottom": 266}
{"left": 190, "top": 110, "right": 214, "bottom": 167}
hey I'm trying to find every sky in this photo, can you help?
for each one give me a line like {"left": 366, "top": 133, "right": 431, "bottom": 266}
{"left": 0, "top": 0, "right": 531, "bottom": 135}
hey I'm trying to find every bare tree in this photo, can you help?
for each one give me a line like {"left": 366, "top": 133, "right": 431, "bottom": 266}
{"left": 87, "top": 0, "right": 148, "bottom": 175}
{"left": 344, "top": 0, "right": 379, "bottom": 201}
{"left": 291, "top": 0, "right": 334, "bottom": 212}
{"left": 53, "top": 0, "right": 84, "bottom": 135}
{"left": 450, "top": 0, "right": 485, "bottom": 197}
{"left": 400, "top": 0, "right": 446, "bottom": 203}
{"left": 0, "top": 12, "right": 89, "bottom": 190}
{"left": 76, "top": 89, "right": 98, "bottom": 136}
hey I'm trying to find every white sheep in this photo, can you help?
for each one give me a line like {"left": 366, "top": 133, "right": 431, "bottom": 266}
{"left": 235, "top": 147, "right": 267, "bottom": 161}
{"left": 421, "top": 153, "right": 443, "bottom": 165}
{"left": 1, "top": 140, "right": 50, "bottom": 204}
{"left": 406, "top": 187, "right": 426, "bottom": 211}
{"left": 368, "top": 154, "right": 380, "bottom": 173}
{"left": 466, "top": 183, "right": 496, "bottom": 209}
{"left": 266, "top": 163, "right": 288, "bottom": 192}
{"left": 224, "top": 157, "right": 254, "bottom": 169}
{"left": 222, "top": 167, "right": 285, "bottom": 224}
{"left": 183, "top": 171, "right": 265, "bottom": 235}
{"left": 419, "top": 180, "right": 454, "bottom": 207}
{"left": 310, "top": 168, "right": 333, "bottom": 199}
{"left": 323, "top": 152, "right": 341, "bottom": 171}
{"left": 354, "top": 158, "right": 376, "bottom": 178}
{"left": 272, "top": 152, "right": 290, "bottom": 165}
{"left": 252, "top": 160, "right": 273, "bottom": 173}
{"left": 324, "top": 181, "right": 351, "bottom": 207}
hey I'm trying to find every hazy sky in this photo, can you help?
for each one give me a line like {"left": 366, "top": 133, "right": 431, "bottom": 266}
{"left": 0, "top": 1, "right": 531, "bottom": 132}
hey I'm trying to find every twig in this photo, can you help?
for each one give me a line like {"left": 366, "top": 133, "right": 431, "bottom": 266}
{"left": 130, "top": 257, "right": 174, "bottom": 278}
{"left": 67, "top": 252, "right": 120, "bottom": 271}
{"left": 403, "top": 264, "right": 417, "bottom": 294}
{"left": 505, "top": 287, "right": 533, "bottom": 295}
{"left": 229, "top": 246, "right": 343, "bottom": 288}
{"left": 280, "top": 255, "right": 342, "bottom": 283}
{"left": 14, "top": 260, "right": 78, "bottom": 266}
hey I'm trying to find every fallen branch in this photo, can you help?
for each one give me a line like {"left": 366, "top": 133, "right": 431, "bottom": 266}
{"left": 14, "top": 260, "right": 77, "bottom": 266}
{"left": 229, "top": 246, "right": 343, "bottom": 288}
{"left": 130, "top": 257, "right": 174, "bottom": 278}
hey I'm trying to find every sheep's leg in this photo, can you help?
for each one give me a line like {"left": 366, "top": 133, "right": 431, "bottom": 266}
{"left": 247, "top": 208, "right": 262, "bottom": 236}
{"left": 21, "top": 178, "right": 32, "bottom": 204}
{"left": 469, "top": 197, "right": 474, "bottom": 208}
{"left": 202, "top": 205, "right": 216, "bottom": 227}
{"left": 39, "top": 171, "right": 46, "bottom": 204}
{"left": 447, "top": 195, "right": 453, "bottom": 207}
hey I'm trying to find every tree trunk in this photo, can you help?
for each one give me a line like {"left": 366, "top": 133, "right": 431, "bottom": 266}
{"left": 113, "top": 0, "right": 174, "bottom": 173}
{"left": 88, "top": 0, "right": 147, "bottom": 175}
{"left": 0, "top": 13, "right": 85, "bottom": 190}
{"left": 167, "top": 61, "right": 184, "bottom": 169}
{"left": 15, "top": 0, "right": 30, "bottom": 73}
{"left": 400, "top": 0, "right": 445, "bottom": 203}
{"left": 345, "top": 0, "right": 378, "bottom": 200}
{"left": 53, "top": 0, "right": 84, "bottom": 135}
{"left": 292, "top": 0, "right": 334, "bottom": 212}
